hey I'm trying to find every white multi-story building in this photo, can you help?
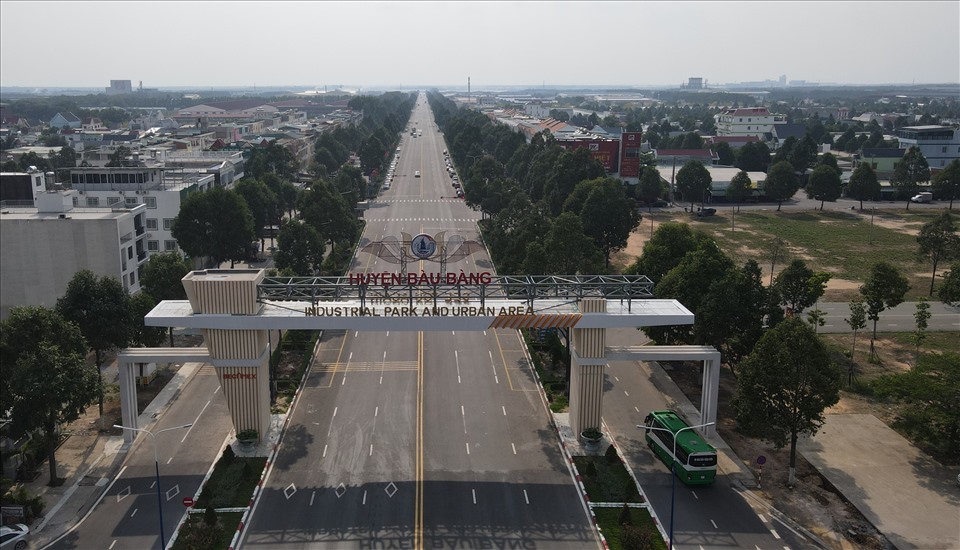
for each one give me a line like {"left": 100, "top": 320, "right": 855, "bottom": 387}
{"left": 714, "top": 107, "right": 787, "bottom": 138}
{"left": 897, "top": 125, "right": 960, "bottom": 170}
{"left": 66, "top": 166, "right": 217, "bottom": 258}
{"left": 0, "top": 191, "right": 148, "bottom": 318}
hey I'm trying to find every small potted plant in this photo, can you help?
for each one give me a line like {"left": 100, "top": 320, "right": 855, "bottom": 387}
{"left": 580, "top": 427, "right": 602, "bottom": 453}
{"left": 236, "top": 429, "right": 258, "bottom": 451}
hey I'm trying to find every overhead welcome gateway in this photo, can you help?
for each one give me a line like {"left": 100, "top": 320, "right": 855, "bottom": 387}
{"left": 117, "top": 270, "right": 719, "bottom": 452}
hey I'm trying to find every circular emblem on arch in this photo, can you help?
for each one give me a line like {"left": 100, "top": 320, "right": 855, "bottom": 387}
{"left": 410, "top": 233, "right": 437, "bottom": 259}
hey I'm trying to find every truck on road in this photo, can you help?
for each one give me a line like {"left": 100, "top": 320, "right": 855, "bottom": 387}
{"left": 911, "top": 192, "right": 933, "bottom": 203}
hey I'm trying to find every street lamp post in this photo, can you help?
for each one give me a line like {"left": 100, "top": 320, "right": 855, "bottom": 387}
{"left": 114, "top": 423, "right": 193, "bottom": 550}
{"left": 637, "top": 421, "right": 715, "bottom": 550}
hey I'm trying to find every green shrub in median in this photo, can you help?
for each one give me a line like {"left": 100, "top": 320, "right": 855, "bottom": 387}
{"left": 196, "top": 455, "right": 266, "bottom": 509}
{"left": 594, "top": 507, "right": 666, "bottom": 550}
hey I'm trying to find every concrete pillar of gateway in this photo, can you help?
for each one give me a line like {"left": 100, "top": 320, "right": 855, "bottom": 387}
{"left": 569, "top": 298, "right": 606, "bottom": 437}
{"left": 182, "top": 269, "right": 270, "bottom": 442}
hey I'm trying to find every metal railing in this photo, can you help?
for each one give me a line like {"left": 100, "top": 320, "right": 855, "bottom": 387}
{"left": 258, "top": 274, "right": 654, "bottom": 310}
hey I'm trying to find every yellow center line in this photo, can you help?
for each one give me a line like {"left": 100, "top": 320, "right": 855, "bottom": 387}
{"left": 415, "top": 329, "right": 424, "bottom": 549}
{"left": 321, "top": 330, "right": 350, "bottom": 389}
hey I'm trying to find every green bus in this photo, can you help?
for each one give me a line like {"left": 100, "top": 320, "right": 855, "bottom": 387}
{"left": 643, "top": 410, "right": 717, "bottom": 485}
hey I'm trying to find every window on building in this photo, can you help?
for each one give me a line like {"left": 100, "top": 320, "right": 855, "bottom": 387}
{"left": 129, "top": 272, "right": 136, "bottom": 286}
{"left": 144, "top": 196, "right": 157, "bottom": 208}
{"left": 147, "top": 240, "right": 159, "bottom": 252}
{"left": 128, "top": 247, "right": 133, "bottom": 260}
{"left": 125, "top": 197, "right": 138, "bottom": 207}
{"left": 146, "top": 218, "right": 158, "bottom": 230}
{"left": 85, "top": 196, "right": 99, "bottom": 207}
{"left": 943, "top": 146, "right": 948, "bottom": 153}
{"left": 72, "top": 196, "right": 79, "bottom": 207}
{"left": 163, "top": 218, "right": 174, "bottom": 230}
{"left": 164, "top": 240, "right": 178, "bottom": 251}
{"left": 107, "top": 196, "right": 121, "bottom": 206}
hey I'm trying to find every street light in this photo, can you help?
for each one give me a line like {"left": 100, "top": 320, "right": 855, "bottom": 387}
{"left": 114, "top": 423, "right": 193, "bottom": 550}
{"left": 637, "top": 420, "right": 715, "bottom": 550}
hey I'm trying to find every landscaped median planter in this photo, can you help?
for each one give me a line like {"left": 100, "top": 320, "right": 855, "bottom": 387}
{"left": 581, "top": 427, "right": 603, "bottom": 453}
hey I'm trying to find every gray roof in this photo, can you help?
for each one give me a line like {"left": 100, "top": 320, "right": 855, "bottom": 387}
{"left": 772, "top": 124, "right": 807, "bottom": 140}
{"left": 860, "top": 148, "right": 905, "bottom": 159}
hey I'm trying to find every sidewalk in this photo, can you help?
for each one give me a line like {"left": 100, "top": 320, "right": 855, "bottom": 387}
{"left": 21, "top": 361, "right": 204, "bottom": 549}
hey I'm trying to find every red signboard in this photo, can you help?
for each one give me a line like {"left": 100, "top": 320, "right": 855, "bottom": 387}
{"left": 556, "top": 139, "right": 620, "bottom": 173}
{"left": 619, "top": 132, "right": 644, "bottom": 178}
{"left": 183, "top": 497, "right": 195, "bottom": 508}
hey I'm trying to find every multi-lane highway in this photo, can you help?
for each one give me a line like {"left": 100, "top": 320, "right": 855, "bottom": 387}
{"left": 240, "top": 94, "right": 600, "bottom": 549}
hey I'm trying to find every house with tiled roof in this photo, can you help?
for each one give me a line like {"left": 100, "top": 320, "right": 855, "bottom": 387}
{"left": 705, "top": 135, "right": 760, "bottom": 149}
{"left": 82, "top": 117, "right": 106, "bottom": 131}
{"left": 769, "top": 123, "right": 808, "bottom": 149}
{"left": 50, "top": 112, "right": 82, "bottom": 129}
{"left": 654, "top": 148, "right": 718, "bottom": 165}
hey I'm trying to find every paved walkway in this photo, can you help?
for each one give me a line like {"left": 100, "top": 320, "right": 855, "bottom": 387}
{"left": 798, "top": 414, "right": 960, "bottom": 550}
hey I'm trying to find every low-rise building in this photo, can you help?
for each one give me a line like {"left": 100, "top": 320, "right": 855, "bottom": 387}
{"left": 896, "top": 125, "right": 960, "bottom": 170}
{"left": 0, "top": 191, "right": 148, "bottom": 318}
{"left": 714, "top": 107, "right": 786, "bottom": 138}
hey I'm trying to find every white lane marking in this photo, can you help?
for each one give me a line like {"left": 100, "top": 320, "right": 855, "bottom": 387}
{"left": 494, "top": 375, "right": 499, "bottom": 384}
{"left": 472, "top": 489, "right": 477, "bottom": 504}
{"left": 165, "top": 485, "right": 180, "bottom": 501}
{"left": 341, "top": 375, "right": 346, "bottom": 386}
{"left": 117, "top": 486, "right": 131, "bottom": 502}
{"left": 502, "top": 406, "right": 506, "bottom": 416}
{"left": 380, "top": 376, "right": 383, "bottom": 385}
{"left": 355, "top": 331, "right": 358, "bottom": 337}
{"left": 455, "top": 350, "right": 462, "bottom": 384}
{"left": 166, "top": 457, "right": 173, "bottom": 465}
{"left": 333, "top": 407, "right": 338, "bottom": 417}
{"left": 349, "top": 352, "right": 353, "bottom": 361}
{"left": 214, "top": 386, "right": 220, "bottom": 394}
{"left": 369, "top": 444, "right": 373, "bottom": 456}
{"left": 386, "top": 331, "right": 390, "bottom": 336}
{"left": 322, "top": 444, "right": 328, "bottom": 458}
{"left": 692, "top": 490, "right": 698, "bottom": 500}
{"left": 461, "top": 405, "right": 465, "bottom": 416}
{"left": 182, "top": 399, "right": 212, "bottom": 442}
{"left": 109, "top": 540, "right": 117, "bottom": 549}
{"left": 771, "top": 529, "right": 781, "bottom": 539}
{"left": 130, "top": 508, "right": 138, "bottom": 518}
{"left": 363, "top": 490, "right": 368, "bottom": 505}
{"left": 759, "top": 514, "right": 767, "bottom": 523}
{"left": 149, "top": 481, "right": 156, "bottom": 489}
{"left": 375, "top": 406, "right": 379, "bottom": 417}
{"left": 624, "top": 390, "right": 630, "bottom": 397}
{"left": 466, "top": 442, "right": 470, "bottom": 455}
{"left": 523, "top": 489, "right": 530, "bottom": 504}
{"left": 615, "top": 376, "right": 620, "bottom": 382}
{"left": 634, "top": 406, "right": 640, "bottom": 413}
{"left": 452, "top": 331, "right": 455, "bottom": 336}
{"left": 512, "top": 443, "right": 517, "bottom": 455}
{"left": 310, "top": 491, "right": 316, "bottom": 506}
{"left": 284, "top": 484, "right": 297, "bottom": 500}
{"left": 710, "top": 519, "right": 717, "bottom": 529}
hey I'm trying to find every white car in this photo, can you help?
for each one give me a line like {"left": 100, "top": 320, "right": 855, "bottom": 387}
{"left": 414, "top": 171, "right": 421, "bottom": 178}
{"left": 0, "top": 524, "right": 29, "bottom": 550}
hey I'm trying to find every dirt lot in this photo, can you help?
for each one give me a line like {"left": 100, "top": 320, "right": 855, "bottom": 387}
{"left": 63, "top": 333, "right": 204, "bottom": 438}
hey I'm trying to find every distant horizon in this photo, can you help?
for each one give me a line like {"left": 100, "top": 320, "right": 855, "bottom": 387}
{"left": 2, "top": 80, "right": 958, "bottom": 94}
{"left": 3, "top": 2, "right": 957, "bottom": 90}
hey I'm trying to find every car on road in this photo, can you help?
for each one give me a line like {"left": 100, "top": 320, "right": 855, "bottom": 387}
{"left": 0, "top": 524, "right": 30, "bottom": 550}
{"left": 414, "top": 171, "right": 420, "bottom": 178}
{"left": 696, "top": 207, "right": 717, "bottom": 217}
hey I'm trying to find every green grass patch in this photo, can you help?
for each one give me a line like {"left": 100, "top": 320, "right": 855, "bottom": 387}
{"left": 594, "top": 506, "right": 667, "bottom": 550}
{"left": 195, "top": 456, "right": 266, "bottom": 509}
{"left": 694, "top": 210, "right": 936, "bottom": 297}
{"left": 573, "top": 456, "right": 643, "bottom": 503}
{"left": 172, "top": 511, "right": 242, "bottom": 550}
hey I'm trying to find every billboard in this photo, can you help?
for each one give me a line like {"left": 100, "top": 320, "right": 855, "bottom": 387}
{"left": 619, "top": 132, "right": 644, "bottom": 178}
{"left": 557, "top": 139, "right": 620, "bottom": 173}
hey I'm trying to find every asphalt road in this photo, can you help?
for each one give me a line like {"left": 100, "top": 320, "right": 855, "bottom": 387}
{"left": 45, "top": 366, "right": 232, "bottom": 550}
{"left": 817, "top": 300, "right": 959, "bottom": 333}
{"left": 240, "top": 94, "right": 599, "bottom": 549}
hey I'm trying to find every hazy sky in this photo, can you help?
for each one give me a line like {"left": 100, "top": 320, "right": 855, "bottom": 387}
{"left": 2, "top": 1, "right": 958, "bottom": 89}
